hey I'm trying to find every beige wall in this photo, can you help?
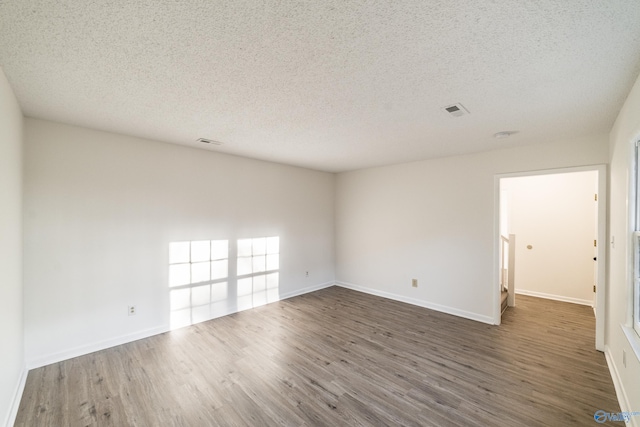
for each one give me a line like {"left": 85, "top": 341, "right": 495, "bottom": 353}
{"left": 0, "top": 69, "right": 24, "bottom": 426}
{"left": 23, "top": 118, "right": 336, "bottom": 367}
{"left": 607, "top": 70, "right": 640, "bottom": 420}
{"left": 503, "top": 171, "right": 598, "bottom": 305}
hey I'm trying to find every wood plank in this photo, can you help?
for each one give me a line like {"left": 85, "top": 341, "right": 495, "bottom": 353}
{"left": 15, "top": 287, "right": 620, "bottom": 426}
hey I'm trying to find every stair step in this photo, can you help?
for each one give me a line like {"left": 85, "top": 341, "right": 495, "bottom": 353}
{"left": 501, "top": 290, "right": 508, "bottom": 313}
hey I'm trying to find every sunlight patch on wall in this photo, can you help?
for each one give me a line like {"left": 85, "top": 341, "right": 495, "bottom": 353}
{"left": 237, "top": 237, "right": 280, "bottom": 311}
{"left": 169, "top": 240, "right": 229, "bottom": 330}
{"left": 168, "top": 237, "right": 279, "bottom": 330}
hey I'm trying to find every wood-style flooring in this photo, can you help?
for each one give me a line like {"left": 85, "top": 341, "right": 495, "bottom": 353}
{"left": 15, "top": 287, "right": 620, "bottom": 426}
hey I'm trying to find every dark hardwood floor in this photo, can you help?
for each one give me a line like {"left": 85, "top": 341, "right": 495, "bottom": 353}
{"left": 15, "top": 286, "right": 620, "bottom": 426}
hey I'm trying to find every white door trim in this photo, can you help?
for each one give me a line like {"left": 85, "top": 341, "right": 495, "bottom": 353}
{"left": 493, "top": 164, "right": 607, "bottom": 351}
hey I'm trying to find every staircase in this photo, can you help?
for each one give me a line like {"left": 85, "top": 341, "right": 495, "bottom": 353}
{"left": 500, "top": 233, "right": 516, "bottom": 316}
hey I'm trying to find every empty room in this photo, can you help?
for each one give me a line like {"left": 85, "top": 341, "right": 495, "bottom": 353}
{"left": 2, "top": 1, "right": 640, "bottom": 426}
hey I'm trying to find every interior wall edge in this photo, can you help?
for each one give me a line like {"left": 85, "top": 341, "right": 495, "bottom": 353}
{"left": 604, "top": 346, "right": 637, "bottom": 427}
{"left": 335, "top": 281, "right": 495, "bottom": 325}
{"left": 26, "top": 325, "right": 169, "bottom": 370}
{"left": 3, "top": 364, "right": 27, "bottom": 427}
{"left": 514, "top": 289, "right": 594, "bottom": 307}
{"left": 277, "top": 281, "right": 336, "bottom": 301}
{"left": 0, "top": 68, "right": 24, "bottom": 427}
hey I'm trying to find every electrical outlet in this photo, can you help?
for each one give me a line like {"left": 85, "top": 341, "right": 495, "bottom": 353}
{"left": 623, "top": 350, "right": 626, "bottom": 368}
{"left": 128, "top": 305, "right": 136, "bottom": 316}
{"left": 412, "top": 279, "right": 418, "bottom": 288}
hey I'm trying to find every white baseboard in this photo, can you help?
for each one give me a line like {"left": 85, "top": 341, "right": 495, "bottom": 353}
{"left": 279, "top": 281, "right": 335, "bottom": 300}
{"left": 336, "top": 281, "right": 494, "bottom": 325}
{"left": 515, "top": 289, "right": 593, "bottom": 306}
{"left": 604, "top": 346, "right": 638, "bottom": 427}
{"left": 26, "top": 281, "right": 336, "bottom": 370}
{"left": 27, "top": 325, "right": 169, "bottom": 370}
{"left": 4, "top": 363, "right": 27, "bottom": 427}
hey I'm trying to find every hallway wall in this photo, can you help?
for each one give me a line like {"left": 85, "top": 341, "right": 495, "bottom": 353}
{"left": 502, "top": 171, "right": 598, "bottom": 305}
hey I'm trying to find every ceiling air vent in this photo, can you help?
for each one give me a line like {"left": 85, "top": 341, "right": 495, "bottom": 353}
{"left": 196, "top": 138, "right": 223, "bottom": 145}
{"left": 443, "top": 103, "right": 469, "bottom": 117}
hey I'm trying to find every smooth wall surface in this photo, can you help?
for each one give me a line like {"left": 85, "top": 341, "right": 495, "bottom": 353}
{"left": 503, "top": 172, "right": 597, "bottom": 305}
{"left": 23, "top": 119, "right": 335, "bottom": 367}
{"left": 608, "top": 71, "right": 640, "bottom": 421}
{"left": 336, "top": 135, "right": 608, "bottom": 323}
{"left": 0, "top": 69, "right": 24, "bottom": 426}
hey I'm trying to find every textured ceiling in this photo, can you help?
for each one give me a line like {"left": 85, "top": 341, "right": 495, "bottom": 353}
{"left": 1, "top": 1, "right": 640, "bottom": 172}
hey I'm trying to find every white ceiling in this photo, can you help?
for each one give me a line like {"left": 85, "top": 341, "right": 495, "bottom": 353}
{"left": 1, "top": 1, "right": 640, "bottom": 172}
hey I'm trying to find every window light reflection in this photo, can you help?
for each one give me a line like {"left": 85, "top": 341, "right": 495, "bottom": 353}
{"left": 169, "top": 239, "right": 229, "bottom": 329}
{"left": 168, "top": 237, "right": 280, "bottom": 330}
{"left": 236, "top": 237, "right": 280, "bottom": 311}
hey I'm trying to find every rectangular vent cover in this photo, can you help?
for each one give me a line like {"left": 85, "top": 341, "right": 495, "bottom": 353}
{"left": 443, "top": 103, "right": 469, "bottom": 117}
{"left": 197, "top": 138, "right": 223, "bottom": 145}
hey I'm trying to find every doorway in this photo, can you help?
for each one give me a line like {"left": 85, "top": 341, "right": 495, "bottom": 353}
{"left": 494, "top": 165, "right": 607, "bottom": 351}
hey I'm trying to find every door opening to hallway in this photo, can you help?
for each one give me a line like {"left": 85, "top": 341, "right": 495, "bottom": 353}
{"left": 495, "top": 165, "right": 606, "bottom": 351}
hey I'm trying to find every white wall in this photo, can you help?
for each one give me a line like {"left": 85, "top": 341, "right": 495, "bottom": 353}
{"left": 335, "top": 135, "right": 608, "bottom": 323}
{"left": 607, "top": 71, "right": 640, "bottom": 421}
{"left": 15, "top": 77, "right": 639, "bottom": 420}
{"left": 23, "top": 118, "right": 335, "bottom": 367}
{"left": 503, "top": 172, "right": 597, "bottom": 305}
{"left": 0, "top": 69, "right": 25, "bottom": 426}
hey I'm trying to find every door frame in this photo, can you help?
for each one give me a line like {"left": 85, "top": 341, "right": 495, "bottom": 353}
{"left": 493, "top": 164, "right": 607, "bottom": 351}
